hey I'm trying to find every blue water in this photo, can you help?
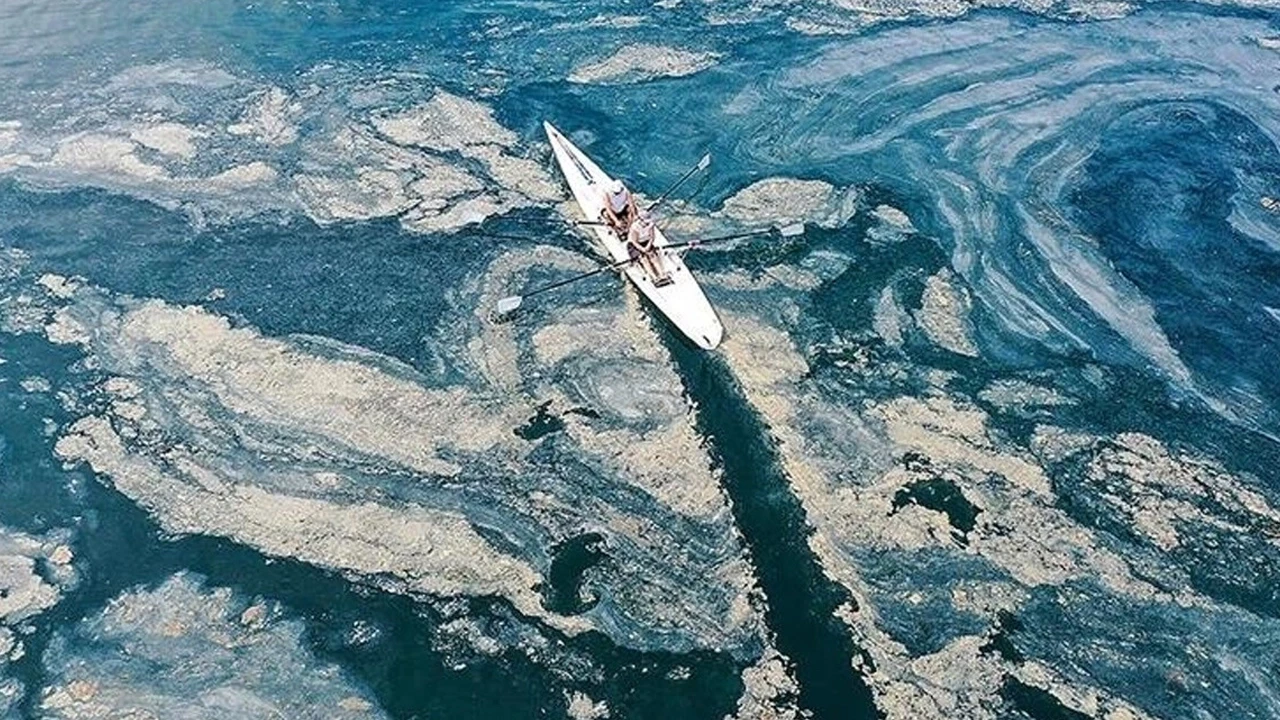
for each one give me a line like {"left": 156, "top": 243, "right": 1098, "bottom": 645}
{"left": 2, "top": 1, "right": 1280, "bottom": 718}
{"left": 1070, "top": 102, "right": 1280, "bottom": 427}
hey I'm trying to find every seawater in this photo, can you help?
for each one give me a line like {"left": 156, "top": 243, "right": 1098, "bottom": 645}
{"left": 1, "top": 1, "right": 1279, "bottom": 719}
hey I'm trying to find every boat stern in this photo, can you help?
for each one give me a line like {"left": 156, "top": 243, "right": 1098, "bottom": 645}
{"left": 697, "top": 318, "right": 724, "bottom": 350}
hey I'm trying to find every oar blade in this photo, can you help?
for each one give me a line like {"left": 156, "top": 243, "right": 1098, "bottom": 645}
{"left": 495, "top": 295, "right": 524, "bottom": 315}
{"left": 696, "top": 153, "right": 711, "bottom": 171}
{"left": 779, "top": 222, "right": 805, "bottom": 237}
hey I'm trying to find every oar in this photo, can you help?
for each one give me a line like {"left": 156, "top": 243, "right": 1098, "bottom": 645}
{"left": 472, "top": 231, "right": 548, "bottom": 243}
{"left": 646, "top": 153, "right": 711, "bottom": 212}
{"left": 472, "top": 217, "right": 660, "bottom": 246}
{"left": 472, "top": 219, "right": 612, "bottom": 243}
{"left": 494, "top": 256, "right": 636, "bottom": 316}
{"left": 492, "top": 222, "right": 804, "bottom": 317}
{"left": 665, "top": 222, "right": 805, "bottom": 252}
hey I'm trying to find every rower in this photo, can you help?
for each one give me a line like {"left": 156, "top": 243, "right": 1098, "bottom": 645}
{"left": 627, "top": 212, "right": 671, "bottom": 286}
{"left": 600, "top": 179, "right": 637, "bottom": 235}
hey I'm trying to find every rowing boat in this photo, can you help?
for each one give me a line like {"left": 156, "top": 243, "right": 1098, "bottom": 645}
{"left": 543, "top": 122, "right": 724, "bottom": 350}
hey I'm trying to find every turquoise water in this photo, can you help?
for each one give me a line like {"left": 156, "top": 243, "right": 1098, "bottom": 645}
{"left": 2, "top": 1, "right": 1279, "bottom": 718}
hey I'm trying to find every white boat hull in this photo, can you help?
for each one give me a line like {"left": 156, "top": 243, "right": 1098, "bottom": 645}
{"left": 543, "top": 122, "right": 724, "bottom": 350}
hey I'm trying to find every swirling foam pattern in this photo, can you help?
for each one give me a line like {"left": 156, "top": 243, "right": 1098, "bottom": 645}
{"left": 714, "top": 12, "right": 1280, "bottom": 433}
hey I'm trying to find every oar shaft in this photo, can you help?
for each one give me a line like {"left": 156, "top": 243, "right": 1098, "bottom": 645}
{"left": 522, "top": 257, "right": 632, "bottom": 300}
{"left": 664, "top": 227, "right": 773, "bottom": 252}
{"left": 646, "top": 153, "right": 711, "bottom": 212}
{"left": 474, "top": 231, "right": 545, "bottom": 242}
{"left": 496, "top": 223, "right": 800, "bottom": 317}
